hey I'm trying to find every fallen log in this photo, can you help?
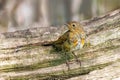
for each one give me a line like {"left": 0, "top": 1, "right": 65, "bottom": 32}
{"left": 0, "top": 9, "right": 120, "bottom": 80}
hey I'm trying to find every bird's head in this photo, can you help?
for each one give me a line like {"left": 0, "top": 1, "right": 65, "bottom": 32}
{"left": 66, "top": 21, "right": 86, "bottom": 39}
{"left": 66, "top": 21, "right": 84, "bottom": 33}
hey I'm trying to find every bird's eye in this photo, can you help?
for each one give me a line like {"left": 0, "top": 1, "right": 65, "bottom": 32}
{"left": 72, "top": 24, "right": 75, "bottom": 27}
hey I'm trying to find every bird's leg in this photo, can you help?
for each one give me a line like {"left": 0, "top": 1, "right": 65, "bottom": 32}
{"left": 65, "top": 52, "right": 70, "bottom": 70}
{"left": 72, "top": 52, "right": 81, "bottom": 66}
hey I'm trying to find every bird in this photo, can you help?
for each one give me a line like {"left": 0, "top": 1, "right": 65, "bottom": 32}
{"left": 43, "top": 21, "right": 86, "bottom": 70}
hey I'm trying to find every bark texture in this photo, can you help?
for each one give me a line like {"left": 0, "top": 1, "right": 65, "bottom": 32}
{"left": 0, "top": 9, "right": 120, "bottom": 80}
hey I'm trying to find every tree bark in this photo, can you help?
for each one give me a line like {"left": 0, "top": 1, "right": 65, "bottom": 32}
{"left": 0, "top": 9, "right": 120, "bottom": 80}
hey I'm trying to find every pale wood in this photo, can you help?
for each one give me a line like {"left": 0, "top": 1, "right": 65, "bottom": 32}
{"left": 0, "top": 9, "right": 120, "bottom": 80}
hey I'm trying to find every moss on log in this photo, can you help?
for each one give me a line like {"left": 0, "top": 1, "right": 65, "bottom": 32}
{"left": 0, "top": 9, "right": 120, "bottom": 80}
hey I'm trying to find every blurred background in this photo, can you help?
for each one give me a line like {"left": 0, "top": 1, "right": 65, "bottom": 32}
{"left": 0, "top": 0, "right": 120, "bottom": 33}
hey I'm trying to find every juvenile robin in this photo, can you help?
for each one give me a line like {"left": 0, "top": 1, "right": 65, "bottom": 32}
{"left": 43, "top": 21, "right": 86, "bottom": 70}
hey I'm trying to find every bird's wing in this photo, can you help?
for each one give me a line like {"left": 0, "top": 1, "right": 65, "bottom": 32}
{"left": 53, "top": 31, "right": 69, "bottom": 44}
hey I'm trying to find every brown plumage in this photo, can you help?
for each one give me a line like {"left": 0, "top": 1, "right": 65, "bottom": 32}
{"left": 43, "top": 21, "right": 86, "bottom": 70}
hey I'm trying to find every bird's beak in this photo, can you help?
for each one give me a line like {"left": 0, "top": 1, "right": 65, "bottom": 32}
{"left": 64, "top": 23, "right": 69, "bottom": 27}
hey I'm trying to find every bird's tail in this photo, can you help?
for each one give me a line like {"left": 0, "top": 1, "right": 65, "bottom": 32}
{"left": 41, "top": 41, "right": 53, "bottom": 46}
